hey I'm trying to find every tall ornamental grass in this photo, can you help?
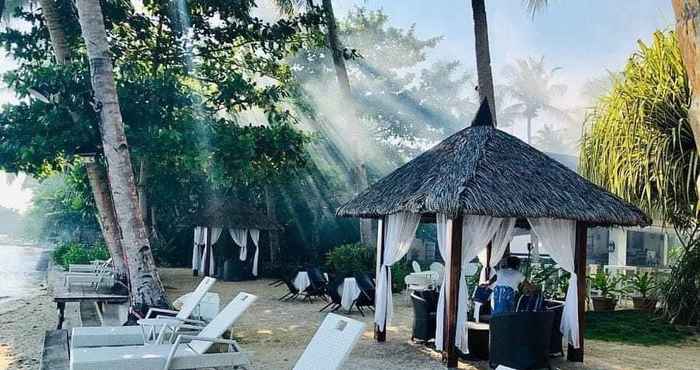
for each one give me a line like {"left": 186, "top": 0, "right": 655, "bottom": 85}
{"left": 580, "top": 31, "right": 699, "bottom": 326}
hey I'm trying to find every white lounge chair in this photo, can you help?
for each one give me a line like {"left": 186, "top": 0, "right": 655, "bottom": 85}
{"left": 71, "top": 277, "right": 217, "bottom": 348}
{"left": 64, "top": 259, "right": 115, "bottom": 291}
{"left": 69, "top": 258, "right": 112, "bottom": 273}
{"left": 293, "top": 313, "right": 365, "bottom": 370}
{"left": 70, "top": 292, "right": 256, "bottom": 370}
{"left": 412, "top": 260, "right": 422, "bottom": 273}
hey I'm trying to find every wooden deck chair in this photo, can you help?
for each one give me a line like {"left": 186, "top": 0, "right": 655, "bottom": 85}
{"left": 70, "top": 292, "right": 256, "bottom": 370}
{"left": 71, "top": 277, "right": 217, "bottom": 348}
{"left": 292, "top": 313, "right": 365, "bottom": 370}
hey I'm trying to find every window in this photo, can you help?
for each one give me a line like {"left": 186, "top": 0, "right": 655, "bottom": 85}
{"left": 626, "top": 231, "right": 665, "bottom": 267}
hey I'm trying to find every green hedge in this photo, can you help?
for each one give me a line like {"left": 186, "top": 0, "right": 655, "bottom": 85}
{"left": 52, "top": 241, "right": 110, "bottom": 270}
{"left": 326, "top": 243, "right": 375, "bottom": 278}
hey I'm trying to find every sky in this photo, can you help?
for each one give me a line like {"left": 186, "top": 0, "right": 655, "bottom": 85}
{"left": 253, "top": 0, "right": 676, "bottom": 142}
{"left": 0, "top": 1, "right": 677, "bottom": 212}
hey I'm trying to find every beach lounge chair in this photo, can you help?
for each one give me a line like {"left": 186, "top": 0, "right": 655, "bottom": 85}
{"left": 64, "top": 264, "right": 116, "bottom": 291}
{"left": 71, "top": 277, "right": 217, "bottom": 348}
{"left": 292, "top": 313, "right": 365, "bottom": 370}
{"left": 70, "top": 292, "right": 256, "bottom": 370}
{"left": 69, "top": 258, "right": 112, "bottom": 273}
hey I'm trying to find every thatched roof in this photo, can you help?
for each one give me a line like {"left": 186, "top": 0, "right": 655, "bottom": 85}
{"left": 198, "top": 200, "right": 282, "bottom": 230}
{"left": 337, "top": 101, "right": 650, "bottom": 227}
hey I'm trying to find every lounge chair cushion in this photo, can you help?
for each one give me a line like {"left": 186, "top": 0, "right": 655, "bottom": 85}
{"left": 71, "top": 326, "right": 145, "bottom": 347}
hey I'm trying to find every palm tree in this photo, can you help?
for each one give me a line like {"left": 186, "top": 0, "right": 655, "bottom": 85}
{"left": 470, "top": 0, "right": 496, "bottom": 121}
{"left": 502, "top": 56, "right": 567, "bottom": 144}
{"left": 75, "top": 0, "right": 168, "bottom": 313}
{"left": 274, "top": 0, "right": 372, "bottom": 245}
{"left": 0, "top": 0, "right": 129, "bottom": 280}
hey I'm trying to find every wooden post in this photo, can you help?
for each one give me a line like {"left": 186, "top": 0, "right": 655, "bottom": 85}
{"left": 484, "top": 241, "right": 493, "bottom": 280}
{"left": 203, "top": 227, "right": 212, "bottom": 277}
{"left": 568, "top": 221, "right": 588, "bottom": 362}
{"left": 444, "top": 214, "right": 463, "bottom": 368}
{"left": 374, "top": 217, "right": 387, "bottom": 342}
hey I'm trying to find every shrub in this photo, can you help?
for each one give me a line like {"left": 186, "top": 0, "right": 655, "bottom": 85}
{"left": 52, "top": 241, "right": 109, "bottom": 270}
{"left": 390, "top": 259, "right": 412, "bottom": 292}
{"left": 326, "top": 243, "right": 375, "bottom": 278}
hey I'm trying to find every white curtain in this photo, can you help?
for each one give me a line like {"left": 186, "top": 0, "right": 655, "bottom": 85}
{"left": 200, "top": 227, "right": 223, "bottom": 275}
{"left": 375, "top": 212, "right": 421, "bottom": 331}
{"left": 434, "top": 214, "right": 452, "bottom": 351}
{"left": 476, "top": 217, "right": 518, "bottom": 282}
{"left": 249, "top": 229, "right": 260, "bottom": 276}
{"left": 529, "top": 218, "right": 579, "bottom": 348}
{"left": 229, "top": 229, "right": 248, "bottom": 261}
{"left": 192, "top": 226, "right": 207, "bottom": 271}
{"left": 456, "top": 215, "right": 502, "bottom": 353}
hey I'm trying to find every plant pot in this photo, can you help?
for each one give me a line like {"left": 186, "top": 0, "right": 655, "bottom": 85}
{"left": 632, "top": 297, "right": 658, "bottom": 311}
{"left": 591, "top": 296, "right": 617, "bottom": 311}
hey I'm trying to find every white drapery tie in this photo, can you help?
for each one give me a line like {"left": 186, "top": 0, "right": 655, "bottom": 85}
{"left": 192, "top": 226, "right": 207, "bottom": 271}
{"left": 200, "top": 227, "right": 222, "bottom": 275}
{"left": 249, "top": 229, "right": 260, "bottom": 276}
{"left": 529, "top": 218, "right": 579, "bottom": 348}
{"left": 434, "top": 214, "right": 451, "bottom": 351}
{"left": 456, "top": 215, "right": 502, "bottom": 353}
{"left": 375, "top": 212, "right": 421, "bottom": 331}
{"left": 229, "top": 229, "right": 248, "bottom": 261}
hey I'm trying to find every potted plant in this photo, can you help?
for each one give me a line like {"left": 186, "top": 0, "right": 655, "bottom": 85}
{"left": 626, "top": 271, "right": 658, "bottom": 311}
{"left": 588, "top": 271, "right": 623, "bottom": 311}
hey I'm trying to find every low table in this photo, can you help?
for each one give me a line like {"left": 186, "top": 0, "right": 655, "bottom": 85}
{"left": 339, "top": 277, "right": 362, "bottom": 312}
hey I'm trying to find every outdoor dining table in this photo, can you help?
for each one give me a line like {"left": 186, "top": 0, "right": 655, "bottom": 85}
{"left": 339, "top": 277, "right": 362, "bottom": 312}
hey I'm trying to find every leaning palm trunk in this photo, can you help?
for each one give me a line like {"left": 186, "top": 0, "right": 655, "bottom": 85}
{"left": 320, "top": 0, "right": 372, "bottom": 245}
{"left": 38, "top": 0, "right": 127, "bottom": 280}
{"left": 471, "top": 0, "right": 497, "bottom": 123}
{"left": 85, "top": 160, "right": 128, "bottom": 281}
{"left": 75, "top": 0, "right": 168, "bottom": 312}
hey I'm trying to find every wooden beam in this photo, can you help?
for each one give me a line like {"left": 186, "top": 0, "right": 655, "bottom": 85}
{"left": 568, "top": 221, "right": 588, "bottom": 362}
{"left": 374, "top": 217, "right": 387, "bottom": 342}
{"left": 203, "top": 227, "right": 212, "bottom": 277}
{"left": 484, "top": 241, "right": 493, "bottom": 280}
{"left": 444, "top": 214, "right": 463, "bottom": 368}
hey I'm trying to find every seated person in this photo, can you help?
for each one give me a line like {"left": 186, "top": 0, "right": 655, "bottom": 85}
{"left": 482, "top": 256, "right": 527, "bottom": 314}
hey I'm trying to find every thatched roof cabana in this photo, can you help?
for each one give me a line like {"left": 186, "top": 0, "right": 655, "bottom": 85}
{"left": 337, "top": 102, "right": 650, "bottom": 227}
{"left": 193, "top": 199, "right": 281, "bottom": 280}
{"left": 336, "top": 100, "right": 650, "bottom": 368}
{"left": 197, "top": 200, "right": 282, "bottom": 231}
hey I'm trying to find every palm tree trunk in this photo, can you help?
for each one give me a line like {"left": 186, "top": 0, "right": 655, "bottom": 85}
{"left": 137, "top": 158, "right": 151, "bottom": 236}
{"left": 38, "top": 0, "right": 128, "bottom": 279}
{"left": 85, "top": 160, "right": 128, "bottom": 280}
{"left": 471, "top": 0, "right": 497, "bottom": 123}
{"left": 39, "top": 0, "right": 70, "bottom": 64}
{"left": 320, "top": 0, "right": 372, "bottom": 245}
{"left": 321, "top": 0, "right": 351, "bottom": 98}
{"left": 672, "top": 0, "right": 700, "bottom": 206}
{"left": 75, "top": 0, "right": 168, "bottom": 313}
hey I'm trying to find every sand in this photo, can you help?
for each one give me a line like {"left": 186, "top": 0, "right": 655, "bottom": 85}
{"left": 1, "top": 267, "right": 698, "bottom": 370}
{"left": 159, "top": 268, "right": 700, "bottom": 370}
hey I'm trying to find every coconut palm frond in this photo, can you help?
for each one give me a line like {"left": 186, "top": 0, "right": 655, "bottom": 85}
{"left": 580, "top": 31, "right": 695, "bottom": 222}
{"left": 272, "top": 0, "right": 309, "bottom": 16}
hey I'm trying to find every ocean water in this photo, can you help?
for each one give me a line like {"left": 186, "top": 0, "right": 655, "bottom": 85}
{"left": 0, "top": 245, "right": 48, "bottom": 308}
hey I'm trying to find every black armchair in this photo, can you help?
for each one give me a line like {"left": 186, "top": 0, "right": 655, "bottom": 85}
{"left": 319, "top": 279, "right": 343, "bottom": 312}
{"left": 489, "top": 311, "right": 555, "bottom": 370}
{"left": 303, "top": 267, "right": 329, "bottom": 302}
{"left": 544, "top": 300, "right": 564, "bottom": 357}
{"left": 354, "top": 272, "right": 376, "bottom": 315}
{"left": 410, "top": 293, "right": 437, "bottom": 343}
